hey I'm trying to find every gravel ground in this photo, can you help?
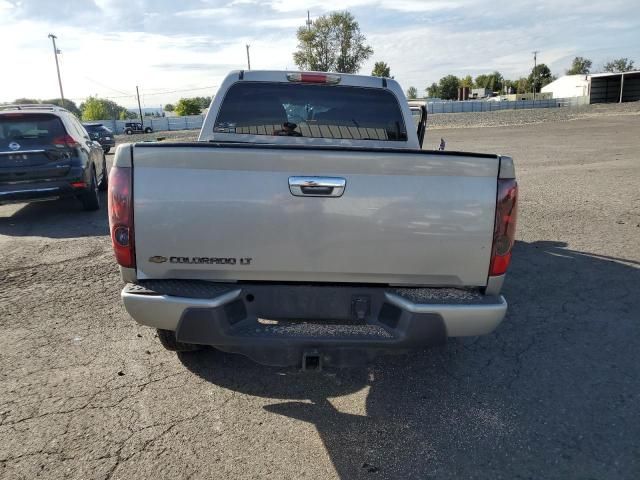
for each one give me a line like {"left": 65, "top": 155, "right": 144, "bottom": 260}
{"left": 427, "top": 100, "right": 640, "bottom": 130}
{"left": 1, "top": 112, "right": 639, "bottom": 479}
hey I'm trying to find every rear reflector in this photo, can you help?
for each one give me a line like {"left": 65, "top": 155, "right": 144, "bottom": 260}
{"left": 108, "top": 166, "right": 135, "bottom": 268}
{"left": 489, "top": 178, "right": 518, "bottom": 277}
{"left": 70, "top": 181, "right": 86, "bottom": 188}
{"left": 286, "top": 72, "right": 341, "bottom": 84}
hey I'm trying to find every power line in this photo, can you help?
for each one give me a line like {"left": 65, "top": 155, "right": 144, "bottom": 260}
{"left": 83, "top": 76, "right": 131, "bottom": 96}
{"left": 142, "top": 85, "right": 217, "bottom": 97}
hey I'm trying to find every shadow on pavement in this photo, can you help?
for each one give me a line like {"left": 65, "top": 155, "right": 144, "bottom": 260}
{"left": 179, "top": 240, "right": 640, "bottom": 478}
{"left": 0, "top": 192, "right": 109, "bottom": 238}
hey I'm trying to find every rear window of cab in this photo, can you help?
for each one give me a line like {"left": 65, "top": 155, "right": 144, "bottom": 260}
{"left": 214, "top": 82, "right": 408, "bottom": 142}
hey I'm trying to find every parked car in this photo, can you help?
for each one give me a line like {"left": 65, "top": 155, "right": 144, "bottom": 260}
{"left": 0, "top": 104, "right": 107, "bottom": 211}
{"left": 123, "top": 122, "right": 152, "bottom": 135}
{"left": 83, "top": 122, "right": 115, "bottom": 153}
{"left": 109, "top": 70, "right": 517, "bottom": 369}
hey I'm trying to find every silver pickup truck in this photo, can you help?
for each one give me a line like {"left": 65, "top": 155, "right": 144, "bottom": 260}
{"left": 108, "top": 70, "right": 518, "bottom": 369}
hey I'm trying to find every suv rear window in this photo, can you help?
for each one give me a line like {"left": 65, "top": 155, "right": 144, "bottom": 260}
{"left": 0, "top": 114, "right": 66, "bottom": 148}
{"left": 215, "top": 82, "right": 408, "bottom": 141}
{"left": 84, "top": 124, "right": 108, "bottom": 132}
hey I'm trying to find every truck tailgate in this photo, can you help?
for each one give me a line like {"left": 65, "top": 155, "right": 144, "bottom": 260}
{"left": 132, "top": 144, "right": 499, "bottom": 287}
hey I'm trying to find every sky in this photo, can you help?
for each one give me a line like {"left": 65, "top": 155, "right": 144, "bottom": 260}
{"left": 2, "top": 0, "right": 639, "bottom": 108}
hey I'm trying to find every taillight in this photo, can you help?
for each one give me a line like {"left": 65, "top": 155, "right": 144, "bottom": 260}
{"left": 286, "top": 72, "right": 341, "bottom": 84}
{"left": 108, "top": 166, "right": 135, "bottom": 268}
{"left": 52, "top": 134, "right": 80, "bottom": 148}
{"left": 489, "top": 178, "right": 518, "bottom": 277}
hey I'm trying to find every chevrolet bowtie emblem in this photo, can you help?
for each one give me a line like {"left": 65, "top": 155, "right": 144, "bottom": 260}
{"left": 149, "top": 256, "right": 168, "bottom": 263}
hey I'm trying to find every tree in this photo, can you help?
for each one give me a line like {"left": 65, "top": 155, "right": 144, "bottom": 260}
{"left": 45, "top": 98, "right": 81, "bottom": 117}
{"left": 516, "top": 77, "right": 529, "bottom": 94}
{"left": 191, "top": 96, "right": 212, "bottom": 109}
{"left": 425, "top": 83, "right": 439, "bottom": 98}
{"left": 474, "top": 74, "right": 489, "bottom": 89}
{"left": 371, "top": 61, "right": 391, "bottom": 77}
{"left": 475, "top": 71, "right": 503, "bottom": 92}
{"left": 567, "top": 56, "right": 592, "bottom": 75}
{"left": 293, "top": 11, "right": 373, "bottom": 73}
{"left": 503, "top": 79, "right": 520, "bottom": 94}
{"left": 438, "top": 75, "right": 460, "bottom": 100}
{"left": 459, "top": 75, "right": 474, "bottom": 88}
{"left": 406, "top": 86, "right": 418, "bottom": 100}
{"left": 80, "top": 97, "right": 132, "bottom": 121}
{"left": 12, "top": 98, "right": 81, "bottom": 117}
{"left": 13, "top": 98, "right": 40, "bottom": 104}
{"left": 175, "top": 98, "right": 201, "bottom": 116}
{"left": 164, "top": 103, "right": 175, "bottom": 112}
{"left": 603, "top": 58, "right": 635, "bottom": 73}
{"left": 81, "top": 97, "right": 109, "bottom": 121}
{"left": 528, "top": 64, "right": 553, "bottom": 92}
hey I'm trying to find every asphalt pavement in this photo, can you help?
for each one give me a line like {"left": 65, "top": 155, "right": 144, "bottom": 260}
{"left": 1, "top": 112, "right": 639, "bottom": 479}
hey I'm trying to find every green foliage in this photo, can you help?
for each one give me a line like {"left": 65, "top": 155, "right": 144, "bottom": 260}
{"left": 80, "top": 97, "right": 133, "bottom": 120}
{"left": 438, "top": 75, "right": 460, "bottom": 100}
{"left": 11, "top": 98, "right": 81, "bottom": 117}
{"left": 425, "top": 82, "right": 439, "bottom": 98}
{"left": 293, "top": 11, "right": 373, "bottom": 73}
{"left": 603, "top": 58, "right": 635, "bottom": 73}
{"left": 191, "top": 96, "right": 212, "bottom": 109}
{"left": 371, "top": 61, "right": 391, "bottom": 78}
{"left": 164, "top": 103, "right": 175, "bottom": 112}
{"left": 45, "top": 99, "right": 81, "bottom": 117}
{"left": 516, "top": 77, "right": 530, "bottom": 94}
{"left": 459, "top": 75, "right": 474, "bottom": 88}
{"left": 528, "top": 64, "right": 553, "bottom": 92}
{"left": 567, "top": 56, "right": 592, "bottom": 75}
{"left": 175, "top": 98, "right": 202, "bottom": 116}
{"left": 474, "top": 74, "right": 489, "bottom": 89}
{"left": 503, "top": 79, "right": 518, "bottom": 94}
{"left": 475, "top": 71, "right": 503, "bottom": 92}
{"left": 406, "top": 86, "right": 418, "bottom": 99}
{"left": 80, "top": 97, "right": 109, "bottom": 121}
{"left": 13, "top": 98, "right": 40, "bottom": 104}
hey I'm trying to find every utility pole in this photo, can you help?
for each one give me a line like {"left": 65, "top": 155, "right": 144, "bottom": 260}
{"left": 306, "top": 10, "right": 312, "bottom": 31}
{"left": 246, "top": 44, "right": 251, "bottom": 70}
{"left": 532, "top": 50, "right": 539, "bottom": 101}
{"left": 136, "top": 85, "right": 143, "bottom": 125}
{"left": 47, "top": 34, "right": 64, "bottom": 103}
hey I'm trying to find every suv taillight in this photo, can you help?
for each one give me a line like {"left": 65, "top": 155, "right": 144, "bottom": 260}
{"left": 52, "top": 134, "right": 80, "bottom": 148}
{"left": 108, "top": 166, "right": 135, "bottom": 268}
{"left": 489, "top": 177, "right": 518, "bottom": 277}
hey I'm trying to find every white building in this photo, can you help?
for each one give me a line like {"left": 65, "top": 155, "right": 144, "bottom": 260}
{"left": 541, "top": 74, "right": 589, "bottom": 98}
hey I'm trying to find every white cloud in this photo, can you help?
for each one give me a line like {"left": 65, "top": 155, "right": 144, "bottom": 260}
{"left": 1, "top": 0, "right": 639, "bottom": 106}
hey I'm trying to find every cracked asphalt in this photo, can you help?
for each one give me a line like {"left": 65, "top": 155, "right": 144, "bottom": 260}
{"left": 1, "top": 112, "right": 639, "bottom": 479}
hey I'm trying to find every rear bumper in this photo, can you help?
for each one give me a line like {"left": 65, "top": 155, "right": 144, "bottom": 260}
{"left": 122, "top": 281, "right": 507, "bottom": 367}
{"left": 0, "top": 179, "right": 87, "bottom": 204}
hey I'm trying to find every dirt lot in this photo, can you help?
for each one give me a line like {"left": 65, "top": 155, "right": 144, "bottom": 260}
{"left": 1, "top": 112, "right": 639, "bottom": 479}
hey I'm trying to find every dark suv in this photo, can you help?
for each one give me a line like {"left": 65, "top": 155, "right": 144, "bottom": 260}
{"left": 83, "top": 123, "right": 115, "bottom": 153}
{"left": 124, "top": 122, "right": 153, "bottom": 135}
{"left": 0, "top": 104, "right": 107, "bottom": 211}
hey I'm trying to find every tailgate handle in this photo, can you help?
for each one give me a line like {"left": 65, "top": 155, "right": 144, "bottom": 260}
{"left": 289, "top": 176, "right": 346, "bottom": 197}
